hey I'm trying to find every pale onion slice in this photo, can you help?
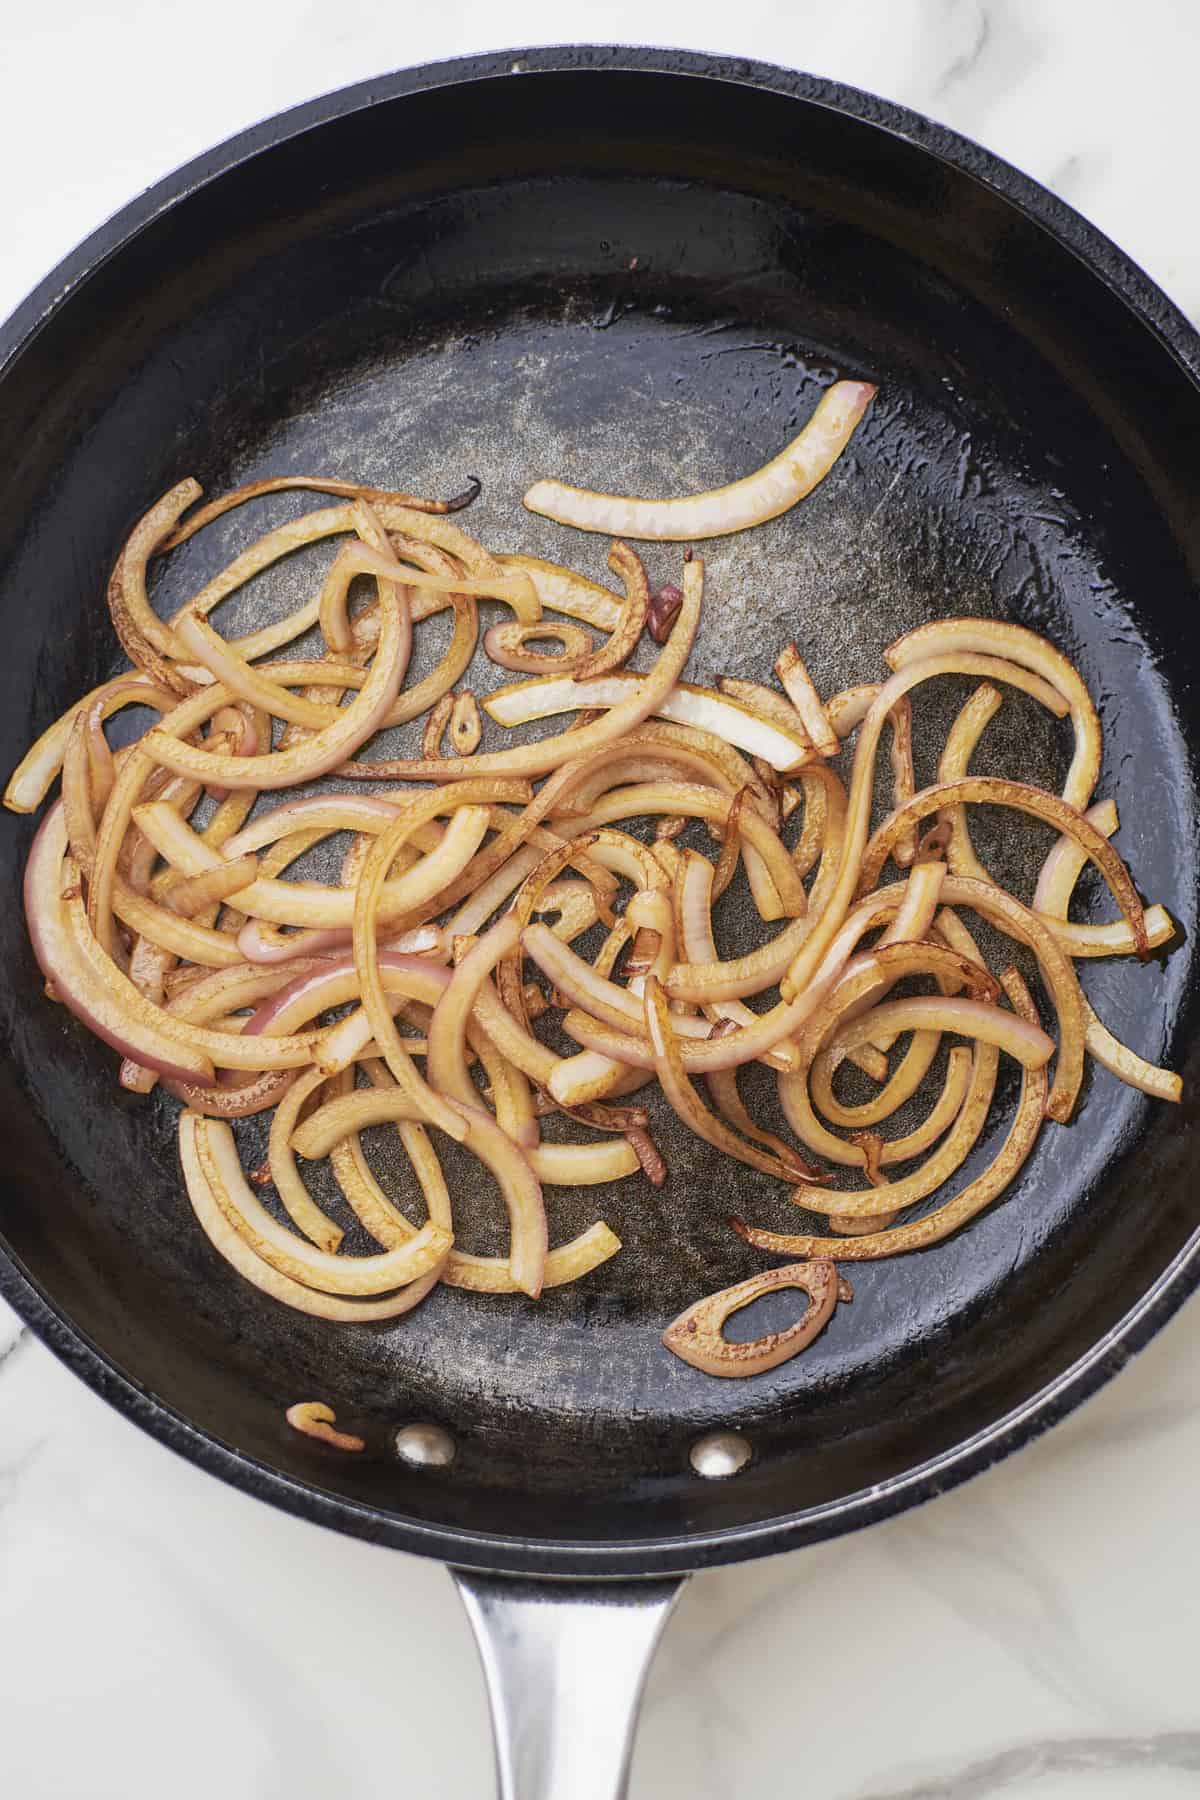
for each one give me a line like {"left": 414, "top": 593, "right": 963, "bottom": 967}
{"left": 523, "top": 379, "right": 876, "bottom": 539}
{"left": 162, "top": 855, "right": 259, "bottom": 918}
{"left": 25, "top": 810, "right": 213, "bottom": 1083}
{"left": 672, "top": 850, "right": 799, "bottom": 1072}
{"left": 1033, "top": 801, "right": 1182, "bottom": 1101}
{"left": 774, "top": 644, "right": 840, "bottom": 757}
{"left": 179, "top": 1114, "right": 446, "bottom": 1321}
{"left": 4, "top": 674, "right": 178, "bottom": 815}
{"left": 857, "top": 775, "right": 1149, "bottom": 956}
{"left": 818, "top": 994, "right": 1053, "bottom": 1074}
{"left": 222, "top": 793, "right": 402, "bottom": 857}
{"left": 937, "top": 683, "right": 1003, "bottom": 884}
{"left": 484, "top": 671, "right": 810, "bottom": 773}
{"left": 886, "top": 617, "right": 1101, "bottom": 813}
{"left": 484, "top": 619, "right": 596, "bottom": 674}
{"left": 445, "top": 844, "right": 543, "bottom": 938}
{"left": 662, "top": 1261, "right": 848, "bottom": 1376}
{"left": 494, "top": 555, "right": 624, "bottom": 632}
{"left": 292, "top": 1090, "right": 547, "bottom": 1298}
{"left": 63, "top": 883, "right": 321, "bottom": 1071}
{"left": 446, "top": 1223, "right": 621, "bottom": 1293}
{"left": 267, "top": 1066, "right": 346, "bottom": 1252}
{"left": 196, "top": 1113, "right": 450, "bottom": 1294}
{"left": 717, "top": 677, "right": 811, "bottom": 749}
{"left": 1033, "top": 798, "right": 1119, "bottom": 914}
{"left": 825, "top": 684, "right": 883, "bottom": 738}
{"left": 340, "top": 558, "right": 703, "bottom": 783}
{"left": 427, "top": 914, "right": 522, "bottom": 1116}
{"left": 175, "top": 612, "right": 351, "bottom": 728}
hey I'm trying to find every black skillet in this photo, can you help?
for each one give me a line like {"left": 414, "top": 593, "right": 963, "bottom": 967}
{"left": 2, "top": 46, "right": 1199, "bottom": 1799}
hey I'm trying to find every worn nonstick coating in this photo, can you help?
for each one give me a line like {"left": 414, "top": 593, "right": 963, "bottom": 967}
{"left": 1, "top": 48, "right": 1199, "bottom": 1578}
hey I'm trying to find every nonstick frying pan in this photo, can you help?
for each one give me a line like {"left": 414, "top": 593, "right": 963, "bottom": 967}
{"left": 1, "top": 46, "right": 1199, "bottom": 1800}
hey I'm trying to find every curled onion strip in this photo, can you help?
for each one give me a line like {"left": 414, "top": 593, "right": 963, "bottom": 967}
{"left": 781, "top": 1044, "right": 974, "bottom": 1170}
{"left": 524, "top": 380, "right": 875, "bottom": 540}
{"left": 743, "top": 971, "right": 1048, "bottom": 1259}
{"left": 937, "top": 683, "right": 1003, "bottom": 884}
{"left": 179, "top": 1114, "right": 444, "bottom": 1321}
{"left": 886, "top": 617, "right": 1102, "bottom": 814}
{"left": 292, "top": 1089, "right": 547, "bottom": 1298}
{"left": 568, "top": 539, "right": 650, "bottom": 679}
{"left": 858, "top": 776, "right": 1149, "bottom": 958}
{"left": 484, "top": 619, "right": 595, "bottom": 673}
{"left": 1033, "top": 804, "right": 1182, "bottom": 1101}
{"left": 196, "top": 1112, "right": 450, "bottom": 1294}
{"left": 662, "top": 1261, "right": 849, "bottom": 1376}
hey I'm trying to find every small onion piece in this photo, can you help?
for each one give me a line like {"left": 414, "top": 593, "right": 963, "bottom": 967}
{"left": 484, "top": 619, "right": 595, "bottom": 673}
{"left": 523, "top": 380, "right": 876, "bottom": 540}
{"left": 285, "top": 1401, "right": 366, "bottom": 1452}
{"left": 662, "top": 1261, "right": 849, "bottom": 1376}
{"left": 449, "top": 691, "right": 482, "bottom": 755}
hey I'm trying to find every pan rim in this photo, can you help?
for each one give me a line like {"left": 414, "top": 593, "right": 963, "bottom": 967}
{"left": 2, "top": 42, "right": 1199, "bottom": 1577}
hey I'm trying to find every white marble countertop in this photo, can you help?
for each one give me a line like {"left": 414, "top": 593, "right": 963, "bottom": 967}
{"left": 2, "top": 4, "right": 1200, "bottom": 1796}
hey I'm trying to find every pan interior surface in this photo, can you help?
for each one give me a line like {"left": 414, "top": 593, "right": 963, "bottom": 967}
{"left": 1, "top": 56, "right": 1198, "bottom": 1567}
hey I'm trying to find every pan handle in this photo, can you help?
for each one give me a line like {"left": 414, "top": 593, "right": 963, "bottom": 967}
{"left": 453, "top": 1570, "right": 684, "bottom": 1799}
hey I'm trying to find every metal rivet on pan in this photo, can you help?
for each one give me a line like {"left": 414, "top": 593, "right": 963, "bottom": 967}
{"left": 689, "top": 1431, "right": 752, "bottom": 1479}
{"left": 394, "top": 1422, "right": 457, "bottom": 1469}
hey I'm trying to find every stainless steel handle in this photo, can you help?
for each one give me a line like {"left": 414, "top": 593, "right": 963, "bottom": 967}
{"left": 453, "top": 1570, "right": 685, "bottom": 1800}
